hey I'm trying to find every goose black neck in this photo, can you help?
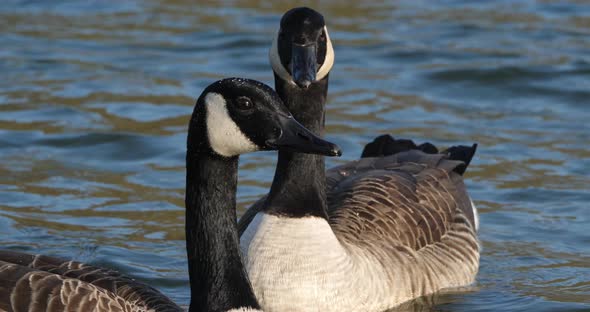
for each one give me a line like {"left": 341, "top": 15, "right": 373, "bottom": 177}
{"left": 265, "top": 74, "right": 329, "bottom": 219}
{"left": 185, "top": 113, "right": 259, "bottom": 311}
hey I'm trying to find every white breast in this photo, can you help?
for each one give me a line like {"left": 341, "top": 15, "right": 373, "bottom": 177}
{"left": 240, "top": 213, "right": 395, "bottom": 312}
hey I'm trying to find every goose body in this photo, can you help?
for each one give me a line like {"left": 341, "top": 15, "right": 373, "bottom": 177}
{"left": 0, "top": 78, "right": 341, "bottom": 312}
{"left": 241, "top": 143, "right": 479, "bottom": 311}
{"left": 239, "top": 8, "right": 480, "bottom": 311}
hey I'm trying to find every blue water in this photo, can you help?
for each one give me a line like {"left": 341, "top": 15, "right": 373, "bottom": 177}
{"left": 0, "top": 1, "right": 588, "bottom": 310}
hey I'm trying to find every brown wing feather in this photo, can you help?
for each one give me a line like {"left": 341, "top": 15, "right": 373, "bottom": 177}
{"left": 326, "top": 150, "right": 476, "bottom": 252}
{"left": 0, "top": 251, "right": 181, "bottom": 312}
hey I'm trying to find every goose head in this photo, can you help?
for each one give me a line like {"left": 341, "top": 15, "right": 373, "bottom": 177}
{"left": 270, "top": 7, "right": 335, "bottom": 88}
{"left": 189, "top": 77, "right": 341, "bottom": 158}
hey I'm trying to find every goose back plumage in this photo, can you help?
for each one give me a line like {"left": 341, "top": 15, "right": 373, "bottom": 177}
{"left": 0, "top": 250, "right": 180, "bottom": 312}
{"left": 326, "top": 145, "right": 479, "bottom": 261}
{"left": 325, "top": 142, "right": 479, "bottom": 306}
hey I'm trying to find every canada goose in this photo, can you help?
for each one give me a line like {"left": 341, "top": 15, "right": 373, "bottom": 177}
{"left": 238, "top": 7, "right": 480, "bottom": 311}
{"left": 0, "top": 78, "right": 341, "bottom": 312}
{"left": 237, "top": 6, "right": 335, "bottom": 228}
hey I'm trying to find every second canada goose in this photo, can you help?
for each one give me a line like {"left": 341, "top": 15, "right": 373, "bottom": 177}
{"left": 0, "top": 78, "right": 341, "bottom": 312}
{"left": 238, "top": 7, "right": 480, "bottom": 312}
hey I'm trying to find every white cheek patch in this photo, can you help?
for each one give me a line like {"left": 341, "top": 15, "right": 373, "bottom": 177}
{"left": 205, "top": 93, "right": 258, "bottom": 157}
{"left": 269, "top": 33, "right": 292, "bottom": 83}
{"left": 269, "top": 26, "right": 335, "bottom": 84}
{"left": 316, "top": 27, "right": 334, "bottom": 81}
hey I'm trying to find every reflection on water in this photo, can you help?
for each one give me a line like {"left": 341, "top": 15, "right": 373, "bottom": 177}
{"left": 1, "top": 0, "right": 589, "bottom": 310}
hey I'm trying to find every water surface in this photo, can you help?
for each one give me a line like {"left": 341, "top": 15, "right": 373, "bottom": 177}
{"left": 0, "top": 0, "right": 589, "bottom": 310}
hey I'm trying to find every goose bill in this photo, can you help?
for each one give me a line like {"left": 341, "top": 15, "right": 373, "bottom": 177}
{"left": 291, "top": 43, "right": 317, "bottom": 88}
{"left": 266, "top": 115, "right": 341, "bottom": 157}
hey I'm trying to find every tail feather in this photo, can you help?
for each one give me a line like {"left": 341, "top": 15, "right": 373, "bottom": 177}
{"left": 442, "top": 143, "right": 478, "bottom": 175}
{"left": 360, "top": 135, "right": 477, "bottom": 175}
{"left": 417, "top": 142, "right": 438, "bottom": 154}
{"left": 360, "top": 135, "right": 418, "bottom": 158}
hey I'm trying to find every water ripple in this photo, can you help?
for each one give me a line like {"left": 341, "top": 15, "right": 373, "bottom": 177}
{"left": 0, "top": 0, "right": 588, "bottom": 310}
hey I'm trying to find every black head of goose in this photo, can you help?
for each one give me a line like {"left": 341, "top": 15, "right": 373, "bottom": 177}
{"left": 270, "top": 6, "right": 334, "bottom": 90}
{"left": 238, "top": 7, "right": 480, "bottom": 312}
{"left": 0, "top": 78, "right": 341, "bottom": 312}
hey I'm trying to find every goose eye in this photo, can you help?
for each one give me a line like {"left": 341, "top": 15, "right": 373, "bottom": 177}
{"left": 235, "top": 96, "right": 254, "bottom": 110}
